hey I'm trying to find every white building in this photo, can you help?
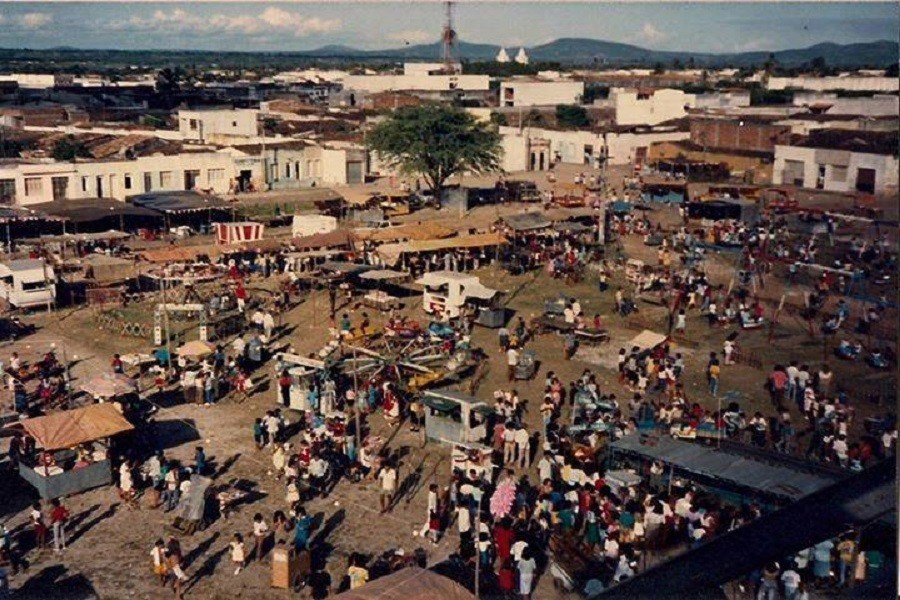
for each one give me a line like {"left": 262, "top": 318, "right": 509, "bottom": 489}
{"left": 496, "top": 48, "right": 510, "bottom": 63}
{"left": 178, "top": 108, "right": 260, "bottom": 143}
{"left": 773, "top": 130, "right": 899, "bottom": 195}
{"left": 611, "top": 88, "right": 695, "bottom": 126}
{"left": 341, "top": 72, "right": 490, "bottom": 93}
{"left": 514, "top": 48, "right": 529, "bottom": 65}
{"left": 693, "top": 90, "right": 751, "bottom": 110}
{"left": 499, "top": 80, "right": 585, "bottom": 107}
{"left": 791, "top": 93, "right": 900, "bottom": 117}
{"left": 403, "top": 62, "right": 462, "bottom": 76}
{"left": 0, "top": 73, "right": 73, "bottom": 89}
{"left": 498, "top": 124, "right": 689, "bottom": 172}
{"left": 767, "top": 76, "right": 898, "bottom": 93}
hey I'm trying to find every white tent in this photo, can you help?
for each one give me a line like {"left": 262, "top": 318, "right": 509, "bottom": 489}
{"left": 628, "top": 329, "right": 668, "bottom": 352}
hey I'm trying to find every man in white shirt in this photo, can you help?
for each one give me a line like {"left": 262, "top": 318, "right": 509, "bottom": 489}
{"left": 378, "top": 464, "right": 397, "bottom": 513}
{"left": 537, "top": 453, "right": 554, "bottom": 482}
{"left": 781, "top": 567, "right": 801, "bottom": 598}
{"left": 514, "top": 426, "right": 530, "bottom": 468}
{"left": 506, "top": 348, "right": 519, "bottom": 382}
{"left": 503, "top": 425, "right": 517, "bottom": 465}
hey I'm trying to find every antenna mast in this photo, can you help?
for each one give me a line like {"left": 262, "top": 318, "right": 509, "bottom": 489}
{"left": 441, "top": 1, "right": 458, "bottom": 73}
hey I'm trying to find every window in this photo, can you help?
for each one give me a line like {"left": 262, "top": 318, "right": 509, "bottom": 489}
{"left": 232, "top": 121, "right": 238, "bottom": 127}
{"left": 124, "top": 173, "right": 133, "bottom": 190}
{"left": 51, "top": 177, "right": 68, "bottom": 201}
{"left": 159, "top": 171, "right": 173, "bottom": 188}
{"left": 284, "top": 164, "right": 291, "bottom": 178}
{"left": 22, "top": 280, "right": 49, "bottom": 292}
{"left": 81, "top": 176, "right": 88, "bottom": 192}
{"left": 208, "top": 169, "right": 225, "bottom": 184}
{"left": 24, "top": 177, "right": 43, "bottom": 197}
{"left": 0, "top": 179, "right": 15, "bottom": 204}
{"left": 830, "top": 166, "right": 847, "bottom": 183}
{"left": 184, "top": 169, "right": 200, "bottom": 190}
{"left": 189, "top": 119, "right": 198, "bottom": 131}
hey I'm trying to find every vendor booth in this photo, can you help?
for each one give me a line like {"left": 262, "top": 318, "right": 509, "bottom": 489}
{"left": 417, "top": 271, "right": 499, "bottom": 320}
{"left": 6, "top": 403, "right": 134, "bottom": 499}
{"left": 273, "top": 353, "right": 328, "bottom": 412}
{"left": 215, "top": 221, "right": 265, "bottom": 245}
{"left": 628, "top": 329, "right": 668, "bottom": 353}
{"left": 423, "top": 389, "right": 493, "bottom": 445}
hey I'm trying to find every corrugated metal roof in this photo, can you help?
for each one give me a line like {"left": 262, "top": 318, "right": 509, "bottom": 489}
{"left": 610, "top": 434, "right": 840, "bottom": 500}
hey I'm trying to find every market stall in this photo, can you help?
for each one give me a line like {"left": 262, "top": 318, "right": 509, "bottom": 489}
{"left": 416, "top": 271, "right": 499, "bottom": 320}
{"left": 423, "top": 389, "right": 493, "bottom": 445}
{"left": 5, "top": 403, "right": 134, "bottom": 499}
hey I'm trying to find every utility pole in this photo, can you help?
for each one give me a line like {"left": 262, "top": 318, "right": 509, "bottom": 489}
{"left": 161, "top": 272, "right": 173, "bottom": 371}
{"left": 352, "top": 345, "right": 361, "bottom": 456}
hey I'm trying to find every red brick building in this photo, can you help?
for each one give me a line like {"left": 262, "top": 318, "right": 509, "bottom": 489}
{"left": 689, "top": 116, "right": 791, "bottom": 154}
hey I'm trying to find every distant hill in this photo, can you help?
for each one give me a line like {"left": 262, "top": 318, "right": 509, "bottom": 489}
{"left": 298, "top": 37, "right": 898, "bottom": 68}
{"left": 0, "top": 38, "right": 894, "bottom": 72}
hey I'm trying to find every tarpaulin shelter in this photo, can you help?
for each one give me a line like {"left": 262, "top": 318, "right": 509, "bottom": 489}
{"left": 358, "top": 269, "right": 409, "bottom": 282}
{"left": 377, "top": 232, "right": 507, "bottom": 267}
{"left": 7, "top": 403, "right": 134, "bottom": 451}
{"left": 354, "top": 222, "right": 454, "bottom": 243}
{"left": 32, "top": 199, "right": 160, "bottom": 225}
{"left": 628, "top": 329, "right": 668, "bottom": 352}
{"left": 502, "top": 212, "right": 552, "bottom": 232}
{"left": 609, "top": 435, "right": 840, "bottom": 502}
{"left": 128, "top": 191, "right": 228, "bottom": 214}
{"left": 79, "top": 254, "right": 139, "bottom": 284}
{"left": 80, "top": 373, "right": 138, "bottom": 399}
{"left": 140, "top": 245, "right": 222, "bottom": 263}
{"left": 334, "top": 567, "right": 475, "bottom": 600}
{"left": 20, "top": 230, "right": 131, "bottom": 244}
{"left": 291, "top": 229, "right": 355, "bottom": 251}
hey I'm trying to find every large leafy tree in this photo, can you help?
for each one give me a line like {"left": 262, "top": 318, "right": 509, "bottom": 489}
{"left": 366, "top": 105, "right": 502, "bottom": 201}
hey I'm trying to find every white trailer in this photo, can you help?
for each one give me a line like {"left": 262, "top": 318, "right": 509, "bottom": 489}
{"left": 0, "top": 259, "right": 56, "bottom": 309}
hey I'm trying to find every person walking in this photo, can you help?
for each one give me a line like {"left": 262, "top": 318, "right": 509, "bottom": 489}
{"left": 50, "top": 498, "right": 70, "bottom": 553}
{"left": 151, "top": 539, "right": 168, "bottom": 586}
{"left": 378, "top": 462, "right": 398, "bottom": 513}
{"left": 230, "top": 533, "right": 246, "bottom": 575}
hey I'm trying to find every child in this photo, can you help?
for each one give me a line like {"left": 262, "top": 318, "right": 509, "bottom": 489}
{"left": 253, "top": 418, "right": 265, "bottom": 449}
{"left": 428, "top": 510, "right": 441, "bottom": 545}
{"left": 230, "top": 533, "right": 246, "bottom": 575}
{"left": 252, "top": 513, "right": 269, "bottom": 562}
{"left": 151, "top": 539, "right": 168, "bottom": 585}
{"left": 30, "top": 502, "right": 48, "bottom": 551}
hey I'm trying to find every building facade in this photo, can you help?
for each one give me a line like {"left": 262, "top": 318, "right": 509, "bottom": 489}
{"left": 611, "top": 88, "right": 695, "bottom": 126}
{"left": 499, "top": 80, "right": 585, "bottom": 108}
{"left": 178, "top": 108, "right": 260, "bottom": 143}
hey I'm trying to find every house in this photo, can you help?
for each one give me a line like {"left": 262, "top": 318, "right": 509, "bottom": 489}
{"left": 0, "top": 258, "right": 56, "bottom": 309}
{"left": 499, "top": 79, "right": 585, "bottom": 108}
{"left": 498, "top": 122, "right": 689, "bottom": 172}
{"left": 610, "top": 88, "right": 696, "bottom": 126}
{"left": 178, "top": 108, "right": 260, "bottom": 143}
{"left": 773, "top": 129, "right": 899, "bottom": 195}
{"left": 689, "top": 116, "right": 792, "bottom": 154}
{"left": 342, "top": 64, "right": 489, "bottom": 94}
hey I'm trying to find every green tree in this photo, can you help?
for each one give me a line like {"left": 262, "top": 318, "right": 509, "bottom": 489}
{"left": 885, "top": 62, "right": 899, "bottom": 78}
{"left": 555, "top": 105, "right": 590, "bottom": 129}
{"left": 366, "top": 105, "right": 502, "bottom": 200}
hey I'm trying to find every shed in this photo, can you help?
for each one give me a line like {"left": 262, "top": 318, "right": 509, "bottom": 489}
{"left": 215, "top": 221, "right": 265, "bottom": 245}
{"left": 6, "top": 403, "right": 134, "bottom": 499}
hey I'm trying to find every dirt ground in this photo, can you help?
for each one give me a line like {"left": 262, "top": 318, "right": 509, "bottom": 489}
{"left": 2, "top": 163, "right": 897, "bottom": 599}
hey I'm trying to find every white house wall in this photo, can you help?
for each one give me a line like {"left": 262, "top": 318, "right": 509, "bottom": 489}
{"left": 773, "top": 145, "right": 899, "bottom": 194}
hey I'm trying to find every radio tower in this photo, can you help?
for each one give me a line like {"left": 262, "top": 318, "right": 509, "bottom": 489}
{"left": 440, "top": 1, "right": 458, "bottom": 73}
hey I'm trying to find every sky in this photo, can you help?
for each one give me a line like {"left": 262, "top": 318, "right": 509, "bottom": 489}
{"left": 0, "top": 2, "right": 896, "bottom": 54}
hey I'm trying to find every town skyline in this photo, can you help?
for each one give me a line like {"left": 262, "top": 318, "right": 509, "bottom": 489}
{"left": 0, "top": 1, "right": 896, "bottom": 54}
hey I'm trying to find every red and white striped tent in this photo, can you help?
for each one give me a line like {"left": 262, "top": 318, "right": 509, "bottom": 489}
{"left": 215, "top": 222, "right": 265, "bottom": 245}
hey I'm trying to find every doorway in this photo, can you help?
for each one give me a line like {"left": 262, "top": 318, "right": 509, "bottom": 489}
{"left": 856, "top": 168, "right": 876, "bottom": 194}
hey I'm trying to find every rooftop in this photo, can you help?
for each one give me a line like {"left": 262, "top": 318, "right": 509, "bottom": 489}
{"left": 793, "top": 129, "right": 899, "bottom": 155}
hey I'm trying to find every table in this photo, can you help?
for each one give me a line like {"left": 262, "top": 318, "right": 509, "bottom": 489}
{"left": 363, "top": 292, "right": 401, "bottom": 311}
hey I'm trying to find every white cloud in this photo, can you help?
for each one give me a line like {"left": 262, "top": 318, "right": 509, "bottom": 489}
{"left": 19, "top": 13, "right": 53, "bottom": 29}
{"left": 118, "top": 7, "right": 340, "bottom": 38}
{"left": 637, "top": 22, "right": 668, "bottom": 45}
{"left": 386, "top": 29, "right": 433, "bottom": 45}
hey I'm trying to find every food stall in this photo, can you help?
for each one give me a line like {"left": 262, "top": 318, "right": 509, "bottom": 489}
{"left": 5, "top": 403, "right": 134, "bottom": 499}
{"left": 417, "top": 271, "right": 499, "bottom": 320}
{"left": 357, "top": 269, "right": 409, "bottom": 311}
{"left": 273, "top": 352, "right": 328, "bottom": 411}
{"left": 423, "top": 389, "right": 493, "bottom": 445}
